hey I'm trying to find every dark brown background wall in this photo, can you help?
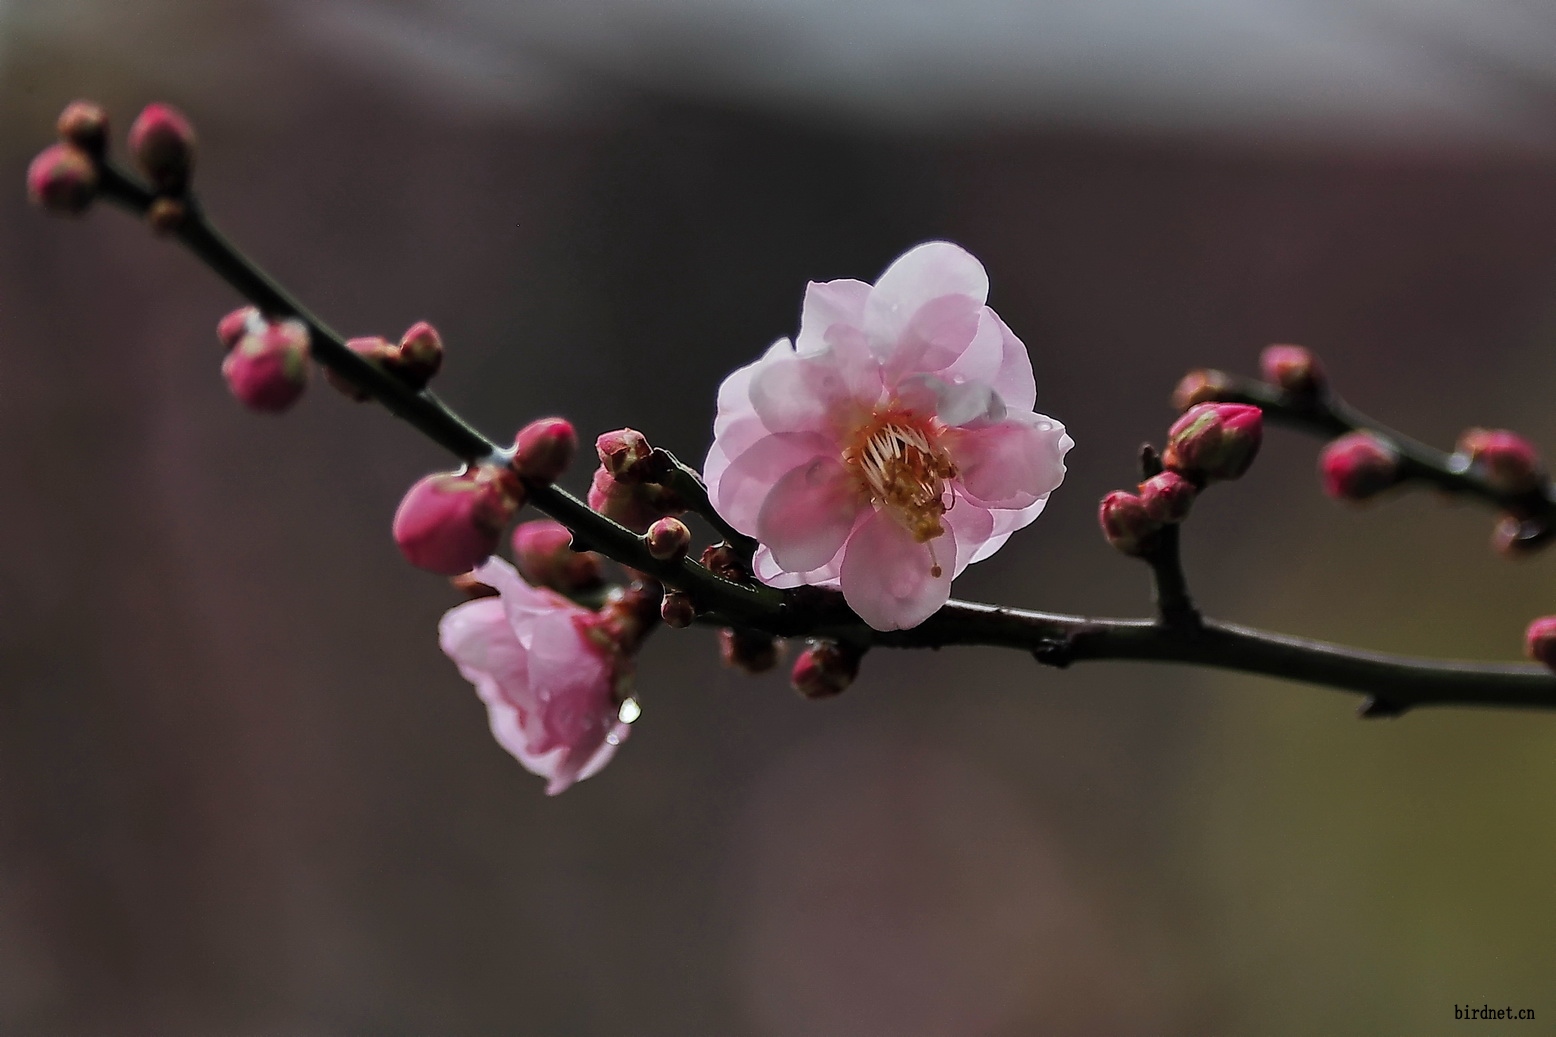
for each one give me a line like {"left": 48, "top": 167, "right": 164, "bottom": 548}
{"left": 4, "top": 4, "right": 1556, "bottom": 1034}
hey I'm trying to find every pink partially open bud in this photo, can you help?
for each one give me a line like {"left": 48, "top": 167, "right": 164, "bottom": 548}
{"left": 512, "top": 417, "right": 577, "bottom": 484}
{"left": 1171, "top": 369, "right": 1231, "bottom": 412}
{"left": 221, "top": 318, "right": 310, "bottom": 412}
{"left": 128, "top": 103, "right": 195, "bottom": 193}
{"left": 790, "top": 640, "right": 861, "bottom": 699}
{"left": 720, "top": 627, "right": 781, "bottom": 675}
{"left": 661, "top": 591, "right": 696, "bottom": 629}
{"left": 1525, "top": 616, "right": 1556, "bottom": 669}
{"left": 588, "top": 467, "right": 683, "bottom": 533}
{"left": 596, "top": 428, "right": 654, "bottom": 482}
{"left": 27, "top": 143, "right": 97, "bottom": 215}
{"left": 56, "top": 100, "right": 108, "bottom": 157}
{"left": 1099, "top": 491, "right": 1161, "bottom": 556}
{"left": 392, "top": 321, "right": 443, "bottom": 386}
{"left": 1163, "top": 403, "right": 1263, "bottom": 483}
{"left": 644, "top": 516, "right": 691, "bottom": 561}
{"left": 1138, "top": 470, "right": 1196, "bottom": 524}
{"left": 1457, "top": 428, "right": 1543, "bottom": 495}
{"left": 393, "top": 467, "right": 523, "bottom": 576}
{"left": 1320, "top": 432, "right": 1399, "bottom": 502}
{"left": 1260, "top": 344, "right": 1325, "bottom": 396}
{"left": 510, "top": 519, "right": 603, "bottom": 592}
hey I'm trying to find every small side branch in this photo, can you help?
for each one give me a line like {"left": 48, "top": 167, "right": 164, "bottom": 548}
{"left": 1198, "top": 371, "right": 1556, "bottom": 524}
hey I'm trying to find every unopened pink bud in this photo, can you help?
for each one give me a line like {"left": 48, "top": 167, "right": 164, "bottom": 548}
{"left": 661, "top": 591, "right": 696, "bottom": 629}
{"left": 510, "top": 519, "right": 603, "bottom": 592}
{"left": 1457, "top": 428, "right": 1543, "bottom": 495}
{"left": 128, "top": 103, "right": 195, "bottom": 193}
{"left": 588, "top": 467, "right": 665, "bottom": 533}
{"left": 221, "top": 318, "right": 310, "bottom": 412}
{"left": 27, "top": 143, "right": 97, "bottom": 215}
{"left": 217, "top": 306, "right": 259, "bottom": 352}
{"left": 1319, "top": 432, "right": 1399, "bottom": 502}
{"left": 1260, "top": 344, "right": 1325, "bottom": 395}
{"left": 324, "top": 336, "right": 395, "bottom": 401}
{"left": 56, "top": 100, "right": 108, "bottom": 157}
{"left": 790, "top": 640, "right": 860, "bottom": 699}
{"left": 596, "top": 428, "right": 654, "bottom": 482}
{"left": 392, "top": 321, "right": 443, "bottom": 386}
{"left": 1138, "top": 470, "right": 1196, "bottom": 524}
{"left": 700, "top": 543, "right": 745, "bottom": 581}
{"left": 1099, "top": 491, "right": 1161, "bottom": 556}
{"left": 1171, "top": 369, "right": 1231, "bottom": 412}
{"left": 392, "top": 467, "right": 522, "bottom": 576}
{"left": 644, "top": 516, "right": 691, "bottom": 560}
{"left": 512, "top": 417, "right": 577, "bottom": 484}
{"left": 1526, "top": 616, "right": 1556, "bottom": 669}
{"left": 1163, "top": 403, "right": 1263, "bottom": 483}
{"left": 720, "top": 627, "right": 781, "bottom": 675}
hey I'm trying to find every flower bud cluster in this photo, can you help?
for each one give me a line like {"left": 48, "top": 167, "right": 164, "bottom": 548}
{"left": 587, "top": 428, "right": 686, "bottom": 533}
{"left": 1098, "top": 404, "right": 1260, "bottom": 556}
{"left": 326, "top": 321, "right": 447, "bottom": 401}
{"left": 217, "top": 307, "right": 312, "bottom": 413}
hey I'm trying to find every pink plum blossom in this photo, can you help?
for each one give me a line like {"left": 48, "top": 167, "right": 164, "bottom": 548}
{"left": 439, "top": 555, "right": 633, "bottom": 794}
{"left": 703, "top": 241, "right": 1073, "bottom": 630}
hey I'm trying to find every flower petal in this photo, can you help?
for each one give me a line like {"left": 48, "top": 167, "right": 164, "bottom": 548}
{"left": 713, "top": 431, "right": 836, "bottom": 537}
{"left": 966, "top": 496, "right": 1052, "bottom": 565}
{"left": 943, "top": 498, "right": 996, "bottom": 577}
{"left": 756, "top": 455, "right": 864, "bottom": 572}
{"left": 865, "top": 241, "right": 989, "bottom": 347}
{"left": 439, "top": 597, "right": 527, "bottom": 694}
{"left": 795, "top": 278, "right": 871, "bottom": 355}
{"left": 752, "top": 543, "right": 844, "bottom": 589}
{"left": 838, "top": 509, "right": 954, "bottom": 631}
{"left": 749, "top": 351, "right": 862, "bottom": 433}
{"left": 946, "top": 413, "right": 1071, "bottom": 509}
{"left": 985, "top": 310, "right": 1038, "bottom": 413}
{"left": 714, "top": 337, "right": 793, "bottom": 438}
{"left": 938, "top": 306, "right": 1007, "bottom": 392}
{"left": 472, "top": 555, "right": 573, "bottom": 623}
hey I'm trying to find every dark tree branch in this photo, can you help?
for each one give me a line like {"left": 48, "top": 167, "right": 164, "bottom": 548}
{"left": 78, "top": 156, "right": 1556, "bottom": 715}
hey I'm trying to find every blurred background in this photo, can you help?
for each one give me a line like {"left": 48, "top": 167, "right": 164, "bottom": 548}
{"left": 4, "top": 0, "right": 1556, "bottom": 1033}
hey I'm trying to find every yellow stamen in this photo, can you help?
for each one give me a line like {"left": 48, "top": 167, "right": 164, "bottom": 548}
{"left": 844, "top": 417, "right": 959, "bottom": 553}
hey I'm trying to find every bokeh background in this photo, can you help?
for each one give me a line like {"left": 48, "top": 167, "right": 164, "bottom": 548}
{"left": 5, "top": 1, "right": 1556, "bottom": 1033}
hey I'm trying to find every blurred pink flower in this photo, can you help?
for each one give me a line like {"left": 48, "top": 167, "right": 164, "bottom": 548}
{"left": 439, "top": 555, "right": 631, "bottom": 794}
{"left": 704, "top": 241, "right": 1073, "bottom": 630}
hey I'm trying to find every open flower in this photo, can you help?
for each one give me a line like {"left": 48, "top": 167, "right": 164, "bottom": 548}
{"left": 704, "top": 241, "right": 1072, "bottom": 630}
{"left": 438, "top": 555, "right": 632, "bottom": 794}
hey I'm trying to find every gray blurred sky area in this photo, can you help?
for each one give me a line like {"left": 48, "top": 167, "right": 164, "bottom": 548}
{"left": 7, "top": 0, "right": 1556, "bottom": 143}
{"left": 283, "top": 0, "right": 1556, "bottom": 143}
